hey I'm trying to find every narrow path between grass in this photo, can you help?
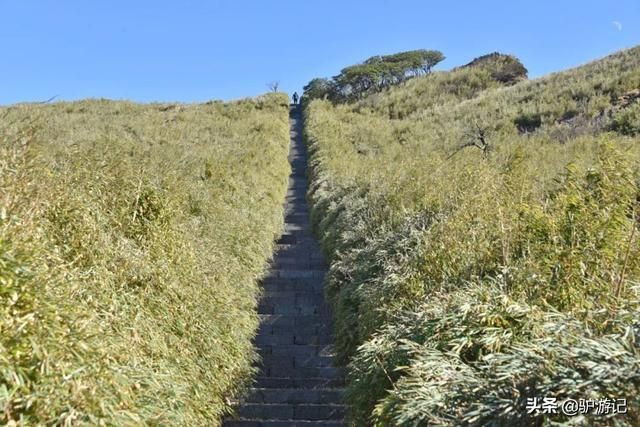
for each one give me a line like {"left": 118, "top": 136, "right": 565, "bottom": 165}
{"left": 224, "top": 105, "right": 348, "bottom": 426}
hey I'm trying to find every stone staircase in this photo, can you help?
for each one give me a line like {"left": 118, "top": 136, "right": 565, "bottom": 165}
{"left": 224, "top": 105, "right": 348, "bottom": 426}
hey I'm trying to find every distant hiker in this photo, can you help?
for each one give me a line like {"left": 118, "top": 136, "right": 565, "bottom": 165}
{"left": 292, "top": 92, "right": 299, "bottom": 104}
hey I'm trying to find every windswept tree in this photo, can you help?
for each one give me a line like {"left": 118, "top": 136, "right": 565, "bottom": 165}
{"left": 302, "top": 78, "right": 333, "bottom": 102}
{"left": 419, "top": 50, "right": 446, "bottom": 74}
{"left": 382, "top": 49, "right": 445, "bottom": 76}
{"left": 303, "top": 49, "right": 446, "bottom": 102}
{"left": 337, "top": 63, "right": 383, "bottom": 95}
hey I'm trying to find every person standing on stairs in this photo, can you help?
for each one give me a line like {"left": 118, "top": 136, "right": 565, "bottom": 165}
{"left": 292, "top": 91, "right": 299, "bottom": 105}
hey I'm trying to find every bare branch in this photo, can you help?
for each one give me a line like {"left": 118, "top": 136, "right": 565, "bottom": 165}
{"left": 36, "top": 95, "right": 59, "bottom": 104}
{"left": 445, "top": 141, "right": 477, "bottom": 160}
{"left": 266, "top": 81, "right": 280, "bottom": 93}
{"left": 446, "top": 121, "right": 492, "bottom": 160}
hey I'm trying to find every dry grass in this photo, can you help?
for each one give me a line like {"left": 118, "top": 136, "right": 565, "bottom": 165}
{"left": 1, "top": 93, "right": 290, "bottom": 425}
{"left": 304, "top": 46, "right": 640, "bottom": 425}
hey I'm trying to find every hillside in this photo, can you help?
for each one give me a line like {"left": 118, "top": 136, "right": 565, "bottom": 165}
{"left": 303, "top": 46, "right": 640, "bottom": 425}
{"left": 0, "top": 94, "right": 290, "bottom": 425}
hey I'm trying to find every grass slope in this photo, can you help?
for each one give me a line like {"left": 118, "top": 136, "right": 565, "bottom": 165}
{"left": 304, "top": 47, "right": 640, "bottom": 425}
{"left": 1, "top": 93, "right": 290, "bottom": 425}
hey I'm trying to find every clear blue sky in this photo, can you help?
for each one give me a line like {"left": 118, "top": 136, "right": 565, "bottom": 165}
{"left": 1, "top": 0, "right": 638, "bottom": 105}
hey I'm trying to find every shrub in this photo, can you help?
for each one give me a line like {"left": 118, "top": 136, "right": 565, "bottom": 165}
{"left": 462, "top": 52, "right": 528, "bottom": 84}
{"left": 610, "top": 102, "right": 640, "bottom": 136}
{"left": 514, "top": 112, "right": 543, "bottom": 133}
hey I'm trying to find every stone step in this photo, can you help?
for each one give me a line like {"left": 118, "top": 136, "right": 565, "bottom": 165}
{"left": 277, "top": 230, "right": 315, "bottom": 244}
{"left": 284, "top": 203, "right": 308, "bottom": 211}
{"left": 238, "top": 404, "right": 348, "bottom": 421}
{"left": 260, "top": 293, "right": 304, "bottom": 308}
{"left": 274, "top": 244, "right": 323, "bottom": 259}
{"left": 288, "top": 162, "right": 307, "bottom": 169}
{"left": 295, "top": 334, "right": 334, "bottom": 346}
{"left": 260, "top": 278, "right": 324, "bottom": 293}
{"left": 258, "top": 323, "right": 333, "bottom": 340}
{"left": 286, "top": 195, "right": 307, "bottom": 204}
{"left": 284, "top": 210, "right": 310, "bottom": 221}
{"left": 247, "top": 388, "right": 345, "bottom": 405}
{"left": 271, "top": 250, "right": 324, "bottom": 260}
{"left": 283, "top": 222, "right": 310, "bottom": 232}
{"left": 286, "top": 187, "right": 306, "bottom": 196}
{"left": 258, "top": 315, "right": 333, "bottom": 332}
{"left": 271, "top": 326, "right": 333, "bottom": 340}
{"left": 270, "top": 247, "right": 324, "bottom": 260}
{"left": 284, "top": 213, "right": 310, "bottom": 224}
{"left": 225, "top": 419, "right": 346, "bottom": 427}
{"left": 276, "top": 234, "right": 316, "bottom": 245}
{"left": 259, "top": 344, "right": 337, "bottom": 358}
{"left": 255, "top": 334, "right": 295, "bottom": 346}
{"left": 259, "top": 353, "right": 336, "bottom": 369}
{"left": 260, "top": 289, "right": 323, "bottom": 298}
{"left": 270, "top": 258, "right": 326, "bottom": 270}
{"left": 254, "top": 376, "right": 345, "bottom": 389}
{"left": 256, "top": 333, "right": 334, "bottom": 347}
{"left": 260, "top": 291, "right": 325, "bottom": 303}
{"left": 265, "top": 269, "right": 326, "bottom": 279}
{"left": 284, "top": 202, "right": 309, "bottom": 211}
{"left": 258, "top": 300, "right": 332, "bottom": 317}
{"left": 284, "top": 214, "right": 309, "bottom": 223}
{"left": 260, "top": 366, "right": 344, "bottom": 379}
{"left": 257, "top": 303, "right": 329, "bottom": 316}
{"left": 288, "top": 180, "right": 307, "bottom": 190}
{"left": 284, "top": 188, "right": 307, "bottom": 198}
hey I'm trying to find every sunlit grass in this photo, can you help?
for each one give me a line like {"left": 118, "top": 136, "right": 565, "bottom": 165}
{"left": 0, "top": 93, "right": 290, "bottom": 425}
{"left": 304, "top": 46, "right": 640, "bottom": 425}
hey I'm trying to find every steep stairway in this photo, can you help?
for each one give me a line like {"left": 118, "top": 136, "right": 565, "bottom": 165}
{"left": 224, "top": 105, "right": 348, "bottom": 426}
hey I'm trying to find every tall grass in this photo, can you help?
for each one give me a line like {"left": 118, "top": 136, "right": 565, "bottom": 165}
{"left": 304, "top": 46, "right": 640, "bottom": 425}
{"left": 0, "top": 93, "right": 290, "bottom": 425}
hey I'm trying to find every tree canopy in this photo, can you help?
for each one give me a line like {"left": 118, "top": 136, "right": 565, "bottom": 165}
{"left": 303, "top": 49, "right": 445, "bottom": 103}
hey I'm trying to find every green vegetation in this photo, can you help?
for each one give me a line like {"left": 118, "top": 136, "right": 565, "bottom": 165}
{"left": 354, "top": 51, "right": 527, "bottom": 120}
{"left": 304, "top": 46, "right": 640, "bottom": 425}
{"left": 303, "top": 49, "right": 445, "bottom": 103}
{"left": 0, "top": 94, "right": 290, "bottom": 425}
{"left": 460, "top": 52, "right": 528, "bottom": 84}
